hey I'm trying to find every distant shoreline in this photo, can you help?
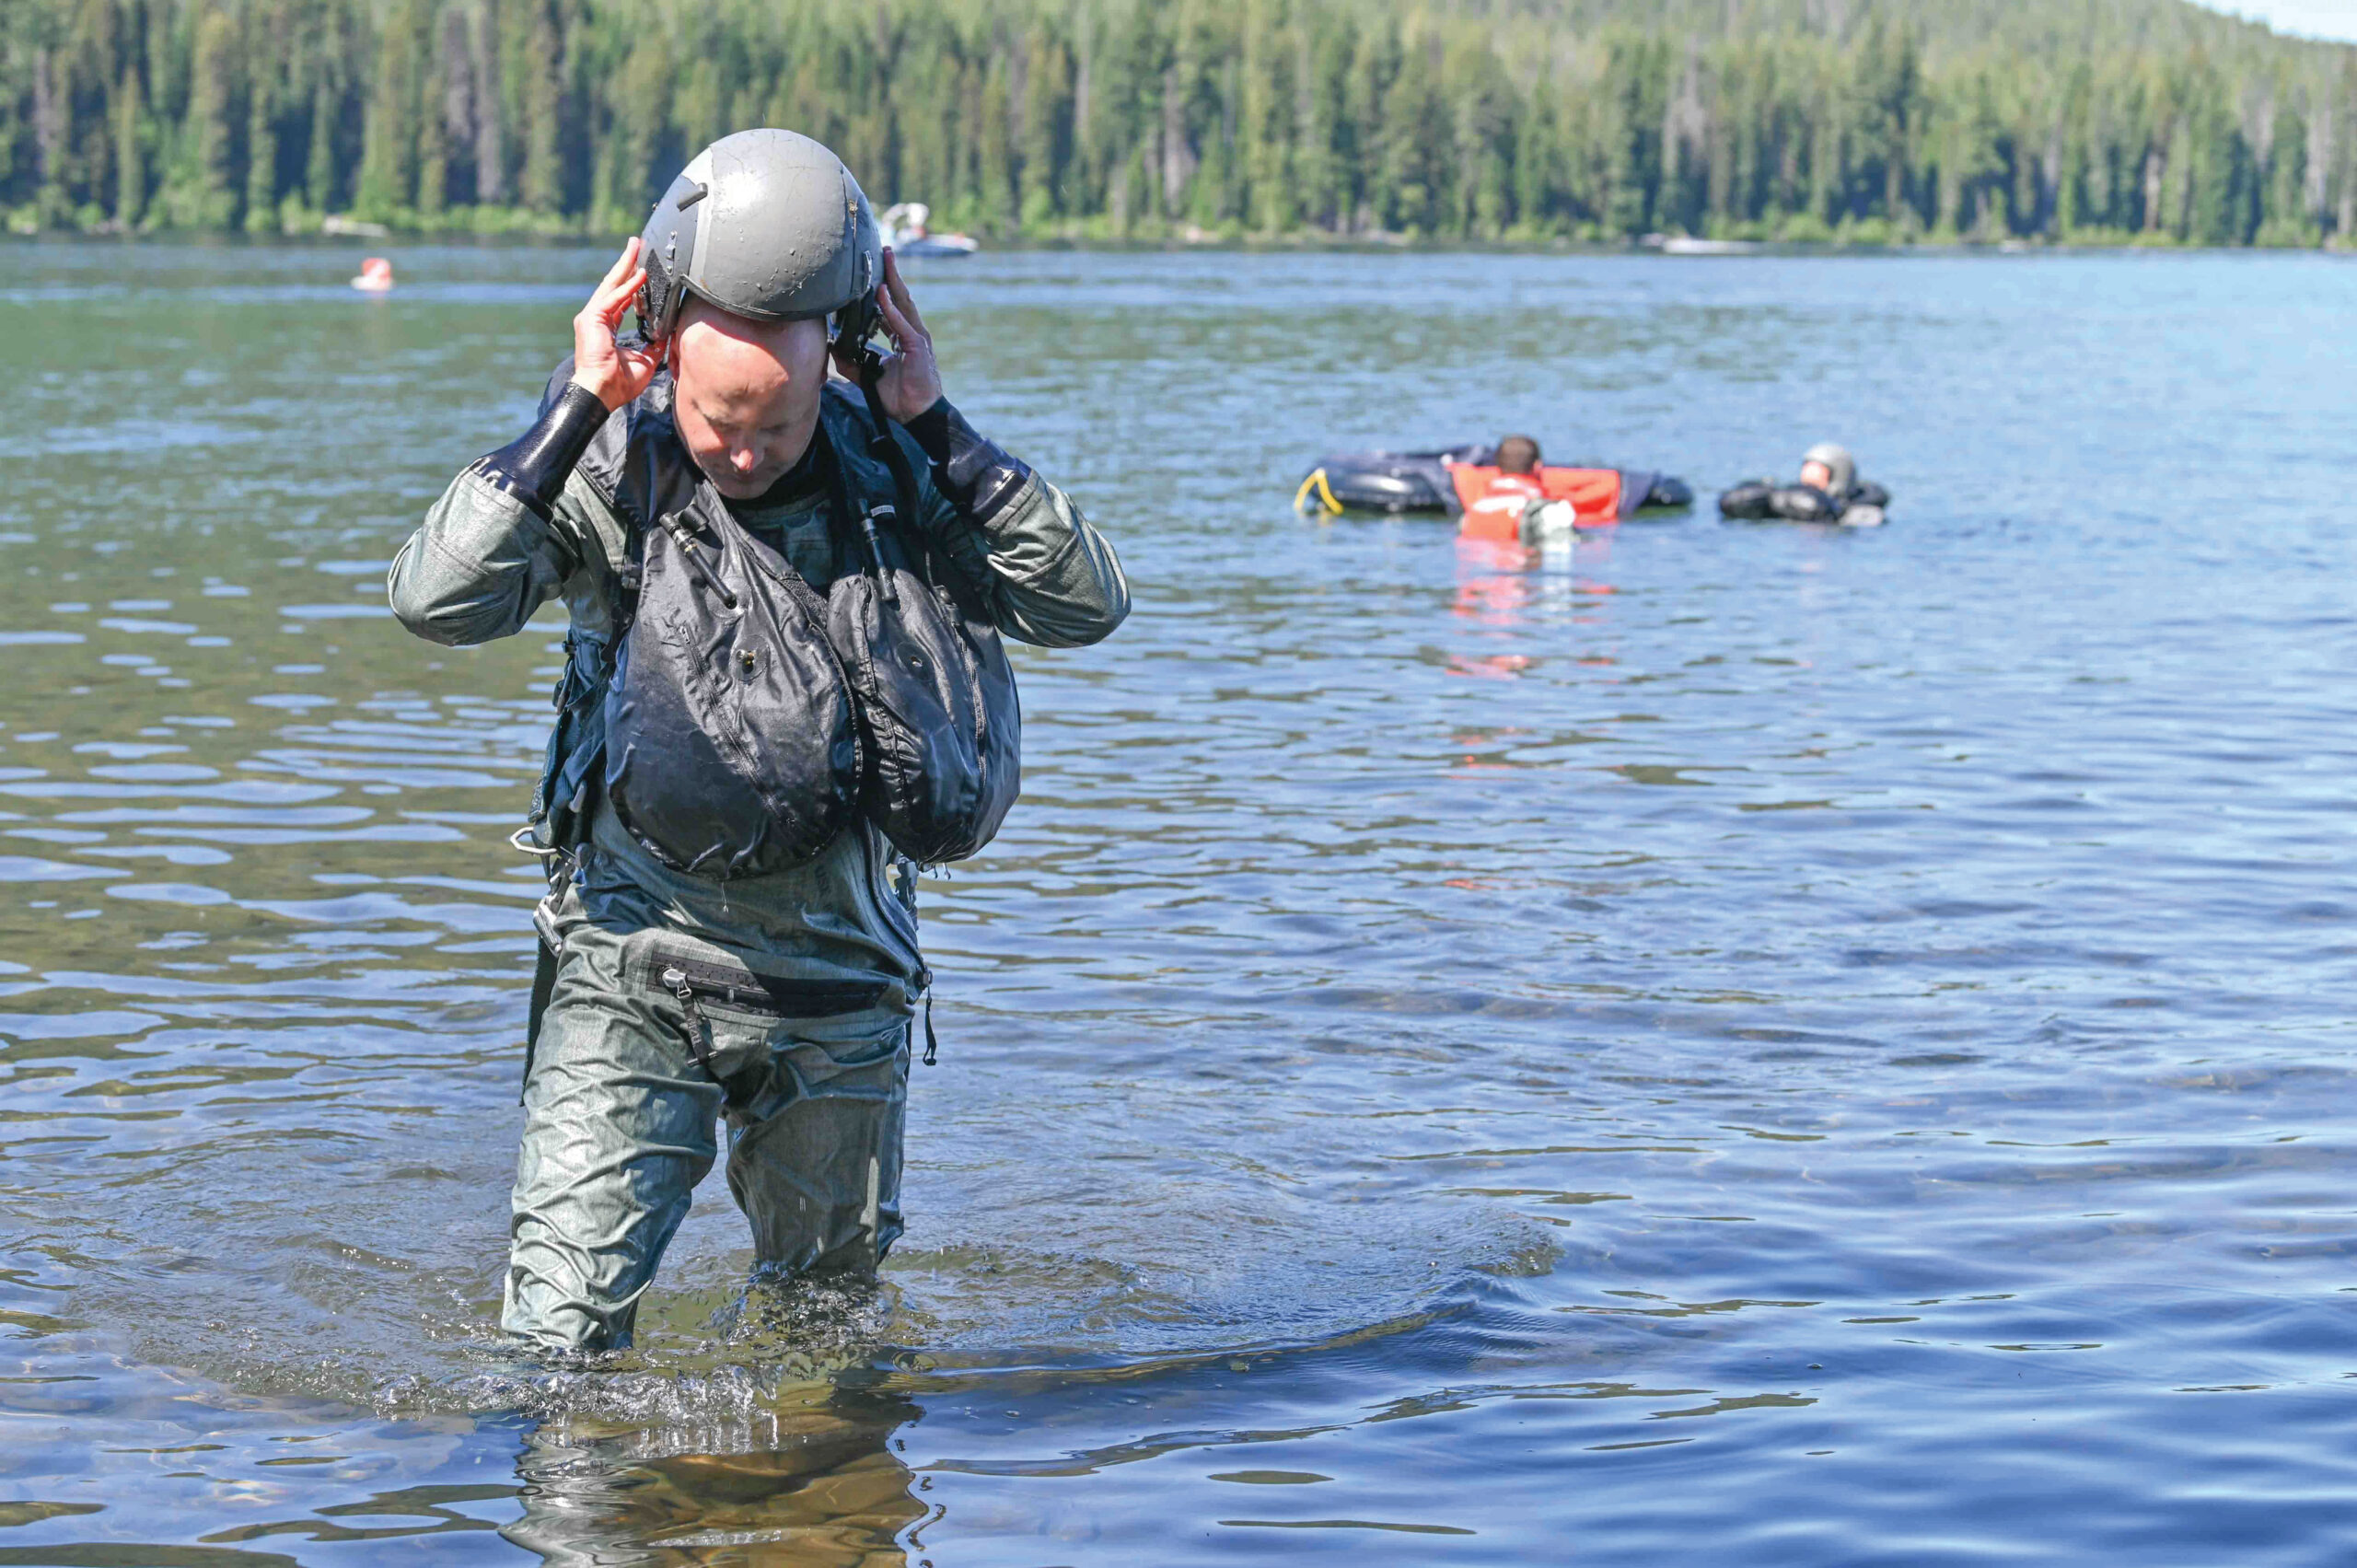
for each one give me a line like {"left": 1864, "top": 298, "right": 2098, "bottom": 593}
{"left": 7, "top": 227, "right": 2353, "bottom": 260}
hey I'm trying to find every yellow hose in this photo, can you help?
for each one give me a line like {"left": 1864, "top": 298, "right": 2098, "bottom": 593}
{"left": 1293, "top": 469, "right": 1343, "bottom": 515}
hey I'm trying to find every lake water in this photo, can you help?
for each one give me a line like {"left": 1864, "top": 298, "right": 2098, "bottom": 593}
{"left": 3, "top": 240, "right": 2355, "bottom": 1564}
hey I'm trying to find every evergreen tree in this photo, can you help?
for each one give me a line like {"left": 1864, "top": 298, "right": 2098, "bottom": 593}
{"left": 115, "top": 64, "right": 145, "bottom": 227}
{"left": 184, "top": 6, "right": 237, "bottom": 227}
{"left": 518, "top": 3, "right": 562, "bottom": 214}
{"left": 1379, "top": 28, "right": 1446, "bottom": 235}
{"left": 978, "top": 51, "right": 1014, "bottom": 233}
{"left": 1020, "top": 22, "right": 1072, "bottom": 229}
{"left": 355, "top": 0, "right": 422, "bottom": 217}
{"left": 306, "top": 77, "right": 336, "bottom": 211}
{"left": 471, "top": 0, "right": 504, "bottom": 205}
{"left": 1237, "top": 0, "right": 1291, "bottom": 233}
{"left": 244, "top": 30, "right": 276, "bottom": 230}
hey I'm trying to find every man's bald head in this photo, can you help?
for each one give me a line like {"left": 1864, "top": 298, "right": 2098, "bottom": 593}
{"left": 668, "top": 296, "right": 832, "bottom": 500}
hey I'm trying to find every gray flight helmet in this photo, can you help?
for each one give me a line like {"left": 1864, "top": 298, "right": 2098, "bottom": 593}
{"left": 636, "top": 128, "right": 883, "bottom": 350}
{"left": 1802, "top": 442, "right": 1855, "bottom": 497}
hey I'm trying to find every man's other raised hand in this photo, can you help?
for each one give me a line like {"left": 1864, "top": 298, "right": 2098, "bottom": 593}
{"left": 570, "top": 238, "right": 665, "bottom": 412}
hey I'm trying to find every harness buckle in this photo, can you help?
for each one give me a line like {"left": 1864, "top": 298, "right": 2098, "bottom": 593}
{"left": 508, "top": 824, "right": 563, "bottom": 862}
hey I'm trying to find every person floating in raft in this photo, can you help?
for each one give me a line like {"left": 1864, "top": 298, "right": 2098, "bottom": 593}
{"left": 1452, "top": 435, "right": 1633, "bottom": 542}
{"left": 1295, "top": 441, "right": 1689, "bottom": 520}
{"left": 1718, "top": 443, "right": 1888, "bottom": 528}
{"left": 1442, "top": 434, "right": 1574, "bottom": 544}
{"left": 1457, "top": 434, "right": 1546, "bottom": 538}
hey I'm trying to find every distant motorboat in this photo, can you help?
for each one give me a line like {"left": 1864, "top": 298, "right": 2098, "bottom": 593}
{"left": 1660, "top": 237, "right": 1762, "bottom": 256}
{"left": 880, "top": 203, "right": 979, "bottom": 259}
{"left": 350, "top": 257, "right": 395, "bottom": 293}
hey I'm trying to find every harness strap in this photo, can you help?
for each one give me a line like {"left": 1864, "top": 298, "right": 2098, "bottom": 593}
{"left": 855, "top": 354, "right": 924, "bottom": 551}
{"left": 842, "top": 363, "right": 976, "bottom": 605}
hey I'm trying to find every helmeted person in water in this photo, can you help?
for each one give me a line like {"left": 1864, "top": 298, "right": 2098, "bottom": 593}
{"left": 388, "top": 129, "right": 1131, "bottom": 1352}
{"left": 1717, "top": 443, "right": 1889, "bottom": 528}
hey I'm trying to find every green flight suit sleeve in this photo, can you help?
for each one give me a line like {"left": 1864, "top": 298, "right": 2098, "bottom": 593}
{"left": 389, "top": 457, "right": 605, "bottom": 648}
{"left": 898, "top": 400, "right": 1131, "bottom": 649}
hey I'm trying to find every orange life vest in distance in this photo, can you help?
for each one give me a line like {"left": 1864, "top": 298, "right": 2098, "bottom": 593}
{"left": 1450, "top": 464, "right": 1625, "bottom": 539}
{"left": 1456, "top": 469, "right": 1544, "bottom": 541}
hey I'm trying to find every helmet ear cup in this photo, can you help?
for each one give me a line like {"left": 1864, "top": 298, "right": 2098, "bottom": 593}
{"left": 637, "top": 251, "right": 677, "bottom": 341}
{"left": 636, "top": 170, "right": 706, "bottom": 341}
{"left": 830, "top": 289, "right": 880, "bottom": 357}
{"left": 830, "top": 193, "right": 884, "bottom": 355}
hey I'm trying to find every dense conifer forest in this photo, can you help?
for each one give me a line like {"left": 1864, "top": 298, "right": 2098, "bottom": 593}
{"left": 8, "top": 0, "right": 2357, "bottom": 245}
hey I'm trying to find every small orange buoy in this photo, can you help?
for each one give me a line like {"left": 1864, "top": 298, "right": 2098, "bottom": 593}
{"left": 350, "top": 257, "right": 394, "bottom": 293}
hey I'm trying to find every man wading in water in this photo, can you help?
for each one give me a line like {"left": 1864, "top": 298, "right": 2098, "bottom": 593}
{"left": 389, "top": 130, "right": 1130, "bottom": 1352}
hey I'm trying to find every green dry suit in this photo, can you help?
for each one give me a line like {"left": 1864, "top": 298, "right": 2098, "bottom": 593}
{"left": 389, "top": 371, "right": 1129, "bottom": 1351}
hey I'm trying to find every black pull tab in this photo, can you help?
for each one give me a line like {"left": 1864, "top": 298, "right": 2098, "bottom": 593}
{"left": 663, "top": 966, "right": 714, "bottom": 1071}
{"left": 893, "top": 854, "right": 921, "bottom": 919}
{"left": 913, "top": 964, "right": 938, "bottom": 1066}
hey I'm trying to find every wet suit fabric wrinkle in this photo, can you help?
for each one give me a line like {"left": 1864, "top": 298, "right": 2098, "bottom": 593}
{"left": 505, "top": 915, "right": 909, "bottom": 1349}
{"left": 390, "top": 365, "right": 1128, "bottom": 1353}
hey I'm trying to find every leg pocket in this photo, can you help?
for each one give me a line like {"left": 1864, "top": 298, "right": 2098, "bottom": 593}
{"left": 627, "top": 938, "right": 899, "bottom": 1082}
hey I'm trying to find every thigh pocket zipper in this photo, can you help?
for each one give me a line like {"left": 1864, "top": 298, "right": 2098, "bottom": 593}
{"left": 641, "top": 952, "right": 897, "bottom": 1073}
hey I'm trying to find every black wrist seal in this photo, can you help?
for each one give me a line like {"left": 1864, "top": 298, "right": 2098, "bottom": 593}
{"left": 469, "top": 381, "right": 610, "bottom": 520}
{"left": 903, "top": 398, "right": 1031, "bottom": 523}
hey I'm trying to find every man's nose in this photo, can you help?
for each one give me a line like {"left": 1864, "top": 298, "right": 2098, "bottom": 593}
{"left": 730, "top": 446, "right": 760, "bottom": 472}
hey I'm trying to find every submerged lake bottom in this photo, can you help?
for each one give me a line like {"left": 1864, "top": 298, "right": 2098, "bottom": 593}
{"left": 4, "top": 242, "right": 2357, "bottom": 1563}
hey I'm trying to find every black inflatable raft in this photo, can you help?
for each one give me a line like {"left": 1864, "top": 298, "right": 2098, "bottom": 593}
{"left": 1295, "top": 443, "right": 1694, "bottom": 521}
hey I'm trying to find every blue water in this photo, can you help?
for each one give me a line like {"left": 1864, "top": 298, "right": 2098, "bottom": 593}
{"left": 2, "top": 240, "right": 2356, "bottom": 1563}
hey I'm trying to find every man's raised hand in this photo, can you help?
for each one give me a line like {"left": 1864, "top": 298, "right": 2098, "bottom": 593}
{"left": 570, "top": 238, "right": 664, "bottom": 412}
{"left": 834, "top": 248, "right": 943, "bottom": 423}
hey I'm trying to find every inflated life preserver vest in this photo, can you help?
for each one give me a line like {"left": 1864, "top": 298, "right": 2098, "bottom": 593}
{"left": 602, "top": 440, "right": 865, "bottom": 879}
{"left": 1455, "top": 470, "right": 1542, "bottom": 542}
{"left": 537, "top": 366, "right": 1019, "bottom": 877}
{"left": 1449, "top": 464, "right": 1625, "bottom": 540}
